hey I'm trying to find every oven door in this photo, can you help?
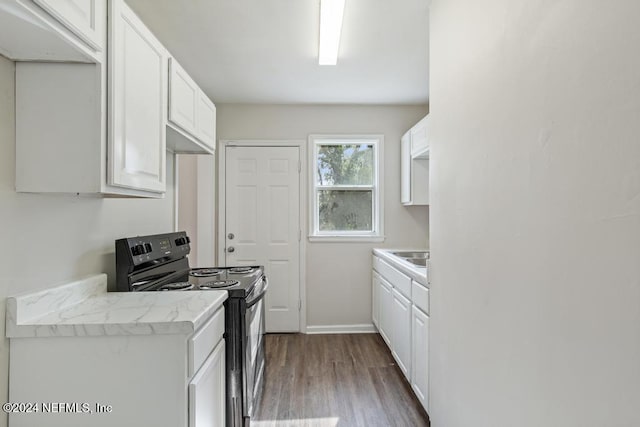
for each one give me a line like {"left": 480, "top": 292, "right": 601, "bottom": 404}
{"left": 243, "top": 276, "right": 268, "bottom": 420}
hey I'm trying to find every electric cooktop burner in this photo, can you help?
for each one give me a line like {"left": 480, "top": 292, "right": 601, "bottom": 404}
{"left": 159, "top": 282, "right": 194, "bottom": 291}
{"left": 229, "top": 266, "right": 254, "bottom": 274}
{"left": 199, "top": 280, "right": 240, "bottom": 289}
{"left": 190, "top": 268, "right": 223, "bottom": 277}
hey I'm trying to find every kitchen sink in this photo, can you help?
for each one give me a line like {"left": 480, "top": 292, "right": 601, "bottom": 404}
{"left": 390, "top": 251, "right": 429, "bottom": 260}
{"left": 404, "top": 258, "right": 427, "bottom": 267}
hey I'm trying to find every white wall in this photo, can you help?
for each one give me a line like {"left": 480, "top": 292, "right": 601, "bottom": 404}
{"left": 429, "top": 1, "right": 640, "bottom": 426}
{"left": 217, "top": 104, "right": 429, "bottom": 329}
{"left": 176, "top": 154, "right": 217, "bottom": 267}
{"left": 0, "top": 55, "right": 177, "bottom": 427}
{"left": 177, "top": 155, "right": 199, "bottom": 262}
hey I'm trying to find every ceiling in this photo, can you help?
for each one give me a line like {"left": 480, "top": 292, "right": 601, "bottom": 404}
{"left": 126, "top": 0, "right": 429, "bottom": 105}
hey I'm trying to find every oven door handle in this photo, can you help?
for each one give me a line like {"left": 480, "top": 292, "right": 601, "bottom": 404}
{"left": 246, "top": 277, "right": 268, "bottom": 308}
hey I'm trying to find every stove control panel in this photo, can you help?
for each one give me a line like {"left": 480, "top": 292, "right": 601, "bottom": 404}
{"left": 175, "top": 236, "right": 190, "bottom": 247}
{"left": 116, "top": 231, "right": 191, "bottom": 268}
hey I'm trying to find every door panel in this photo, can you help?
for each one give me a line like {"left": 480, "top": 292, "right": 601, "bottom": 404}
{"left": 225, "top": 146, "right": 300, "bottom": 332}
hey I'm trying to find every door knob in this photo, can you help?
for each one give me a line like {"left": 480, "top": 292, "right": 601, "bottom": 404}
{"left": 228, "top": 233, "right": 235, "bottom": 240}
{"left": 227, "top": 246, "right": 235, "bottom": 253}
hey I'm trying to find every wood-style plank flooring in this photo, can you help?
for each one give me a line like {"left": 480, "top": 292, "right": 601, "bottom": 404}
{"left": 252, "top": 333, "right": 430, "bottom": 427}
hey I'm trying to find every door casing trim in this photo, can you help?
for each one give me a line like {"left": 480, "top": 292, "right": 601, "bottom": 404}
{"left": 218, "top": 139, "right": 307, "bottom": 334}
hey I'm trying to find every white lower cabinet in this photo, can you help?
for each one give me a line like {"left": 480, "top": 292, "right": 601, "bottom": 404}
{"left": 8, "top": 307, "right": 226, "bottom": 427}
{"left": 372, "top": 271, "right": 380, "bottom": 327}
{"left": 189, "top": 340, "right": 226, "bottom": 427}
{"left": 411, "top": 305, "right": 429, "bottom": 412}
{"left": 379, "top": 277, "right": 393, "bottom": 347}
{"left": 391, "top": 287, "right": 412, "bottom": 377}
{"left": 373, "top": 253, "right": 429, "bottom": 414}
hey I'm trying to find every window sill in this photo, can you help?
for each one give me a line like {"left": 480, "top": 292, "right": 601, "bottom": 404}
{"left": 308, "top": 235, "right": 385, "bottom": 243}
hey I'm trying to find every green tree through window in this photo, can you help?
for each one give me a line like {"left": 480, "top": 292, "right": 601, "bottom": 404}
{"left": 310, "top": 135, "right": 382, "bottom": 238}
{"left": 317, "top": 144, "right": 374, "bottom": 231}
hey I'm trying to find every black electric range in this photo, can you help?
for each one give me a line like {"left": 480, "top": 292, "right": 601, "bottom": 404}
{"left": 114, "top": 231, "right": 267, "bottom": 427}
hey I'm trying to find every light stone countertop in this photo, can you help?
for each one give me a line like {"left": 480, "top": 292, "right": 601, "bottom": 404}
{"left": 373, "top": 248, "right": 429, "bottom": 286}
{"left": 6, "top": 274, "right": 228, "bottom": 338}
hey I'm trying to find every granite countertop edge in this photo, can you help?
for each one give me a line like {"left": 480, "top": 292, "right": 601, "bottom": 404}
{"left": 6, "top": 275, "right": 228, "bottom": 338}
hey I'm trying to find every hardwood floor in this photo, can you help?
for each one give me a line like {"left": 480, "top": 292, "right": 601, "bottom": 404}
{"left": 252, "top": 333, "right": 430, "bottom": 427}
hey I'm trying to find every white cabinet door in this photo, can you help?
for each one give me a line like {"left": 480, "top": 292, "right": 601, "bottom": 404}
{"left": 411, "top": 305, "right": 429, "bottom": 412}
{"left": 168, "top": 57, "right": 216, "bottom": 152}
{"left": 400, "top": 131, "right": 411, "bottom": 204}
{"left": 189, "top": 340, "right": 226, "bottom": 427}
{"left": 379, "top": 278, "right": 393, "bottom": 347}
{"left": 401, "top": 118, "right": 429, "bottom": 206}
{"left": 372, "top": 271, "right": 380, "bottom": 328}
{"left": 108, "top": 0, "right": 167, "bottom": 193}
{"left": 196, "top": 92, "right": 216, "bottom": 150}
{"left": 410, "top": 115, "right": 428, "bottom": 157}
{"left": 169, "top": 58, "right": 198, "bottom": 136}
{"left": 391, "top": 287, "right": 412, "bottom": 378}
{"left": 34, "top": 0, "right": 106, "bottom": 52}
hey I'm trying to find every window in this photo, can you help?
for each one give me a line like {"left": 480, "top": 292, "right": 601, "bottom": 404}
{"left": 309, "top": 135, "right": 384, "bottom": 241}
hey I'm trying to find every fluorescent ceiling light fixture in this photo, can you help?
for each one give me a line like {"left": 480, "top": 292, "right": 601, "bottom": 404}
{"left": 318, "top": 0, "right": 346, "bottom": 65}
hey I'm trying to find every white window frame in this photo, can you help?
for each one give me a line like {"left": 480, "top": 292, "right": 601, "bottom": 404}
{"left": 308, "top": 134, "right": 384, "bottom": 242}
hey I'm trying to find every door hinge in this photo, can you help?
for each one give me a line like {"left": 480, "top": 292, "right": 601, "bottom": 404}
{"left": 298, "top": 160, "right": 301, "bottom": 173}
{"left": 298, "top": 300, "right": 302, "bottom": 310}
{"left": 298, "top": 230, "right": 301, "bottom": 242}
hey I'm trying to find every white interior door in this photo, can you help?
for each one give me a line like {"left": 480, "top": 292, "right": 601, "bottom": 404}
{"left": 225, "top": 145, "right": 301, "bottom": 332}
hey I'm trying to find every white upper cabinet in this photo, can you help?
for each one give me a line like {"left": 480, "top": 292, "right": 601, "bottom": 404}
{"left": 169, "top": 58, "right": 199, "bottom": 136}
{"left": 410, "top": 115, "right": 429, "bottom": 158}
{"left": 15, "top": 0, "right": 167, "bottom": 197}
{"left": 168, "top": 57, "right": 216, "bottom": 154}
{"left": 401, "top": 116, "right": 429, "bottom": 206}
{"left": 0, "top": 0, "right": 105, "bottom": 62}
{"left": 33, "top": 0, "right": 105, "bottom": 52}
{"left": 401, "top": 131, "right": 412, "bottom": 204}
{"left": 108, "top": 0, "right": 167, "bottom": 193}
{"left": 13, "top": 0, "right": 218, "bottom": 197}
{"left": 196, "top": 91, "right": 216, "bottom": 150}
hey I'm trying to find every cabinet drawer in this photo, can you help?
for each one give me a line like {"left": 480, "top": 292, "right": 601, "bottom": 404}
{"left": 377, "top": 258, "right": 411, "bottom": 298}
{"left": 188, "top": 307, "right": 225, "bottom": 377}
{"left": 412, "top": 281, "right": 429, "bottom": 314}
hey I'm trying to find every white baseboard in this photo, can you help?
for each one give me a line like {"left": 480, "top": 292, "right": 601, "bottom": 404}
{"left": 305, "top": 324, "right": 378, "bottom": 334}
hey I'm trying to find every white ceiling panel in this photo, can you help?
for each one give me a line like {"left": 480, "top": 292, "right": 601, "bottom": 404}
{"left": 126, "top": 0, "right": 429, "bottom": 104}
